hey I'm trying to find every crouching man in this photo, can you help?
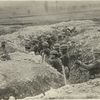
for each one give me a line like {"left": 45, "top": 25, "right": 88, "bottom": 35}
{"left": 76, "top": 49, "right": 100, "bottom": 79}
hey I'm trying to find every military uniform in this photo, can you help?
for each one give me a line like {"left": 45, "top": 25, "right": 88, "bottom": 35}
{"left": 49, "top": 57, "right": 62, "bottom": 73}
{"left": 77, "top": 60, "right": 100, "bottom": 78}
{"left": 60, "top": 53, "right": 69, "bottom": 68}
{"left": 48, "top": 50, "right": 62, "bottom": 73}
{"left": 60, "top": 44, "right": 69, "bottom": 68}
{"left": 33, "top": 44, "right": 39, "bottom": 55}
{"left": 62, "top": 26, "right": 71, "bottom": 36}
{"left": 45, "top": 35, "right": 52, "bottom": 49}
{"left": 41, "top": 42, "right": 50, "bottom": 62}
{"left": 76, "top": 49, "right": 100, "bottom": 79}
{"left": 53, "top": 43, "right": 61, "bottom": 57}
{"left": 0, "top": 41, "right": 11, "bottom": 61}
{"left": 60, "top": 44, "right": 70, "bottom": 78}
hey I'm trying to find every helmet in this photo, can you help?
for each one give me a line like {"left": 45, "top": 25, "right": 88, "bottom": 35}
{"left": 60, "top": 44, "right": 67, "bottom": 50}
{"left": 93, "top": 49, "right": 100, "bottom": 54}
{"left": 1, "top": 41, "right": 6, "bottom": 47}
{"left": 54, "top": 43, "right": 60, "bottom": 48}
{"left": 50, "top": 50, "right": 58, "bottom": 55}
{"left": 1, "top": 41, "right": 6, "bottom": 45}
{"left": 42, "top": 42, "right": 49, "bottom": 47}
{"left": 61, "top": 40, "right": 66, "bottom": 44}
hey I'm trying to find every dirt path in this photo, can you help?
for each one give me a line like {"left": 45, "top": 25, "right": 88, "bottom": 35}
{"left": 28, "top": 78, "right": 100, "bottom": 99}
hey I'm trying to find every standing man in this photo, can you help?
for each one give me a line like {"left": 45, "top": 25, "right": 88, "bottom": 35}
{"left": 60, "top": 44, "right": 70, "bottom": 78}
{"left": 60, "top": 44, "right": 70, "bottom": 70}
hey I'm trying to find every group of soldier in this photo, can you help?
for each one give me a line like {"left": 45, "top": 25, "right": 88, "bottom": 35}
{"left": 0, "top": 26, "right": 100, "bottom": 80}
{"left": 24, "top": 26, "right": 100, "bottom": 80}
{"left": 24, "top": 26, "right": 75, "bottom": 80}
{"left": 25, "top": 32, "right": 69, "bottom": 73}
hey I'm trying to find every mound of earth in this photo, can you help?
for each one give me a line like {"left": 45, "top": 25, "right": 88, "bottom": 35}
{"left": 0, "top": 52, "right": 64, "bottom": 99}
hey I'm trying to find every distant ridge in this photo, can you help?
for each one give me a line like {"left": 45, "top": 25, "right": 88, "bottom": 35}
{"left": 0, "top": 1, "right": 100, "bottom": 25}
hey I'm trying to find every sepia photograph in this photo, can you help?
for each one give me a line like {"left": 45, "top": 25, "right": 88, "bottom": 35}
{"left": 0, "top": 0, "right": 100, "bottom": 99}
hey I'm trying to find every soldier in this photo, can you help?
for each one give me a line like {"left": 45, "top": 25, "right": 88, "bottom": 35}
{"left": 41, "top": 42, "right": 50, "bottom": 63}
{"left": 53, "top": 43, "right": 60, "bottom": 52}
{"left": 60, "top": 44, "right": 70, "bottom": 78}
{"left": 76, "top": 49, "right": 100, "bottom": 79}
{"left": 31, "top": 37, "right": 39, "bottom": 54}
{"left": 62, "top": 26, "right": 71, "bottom": 36}
{"left": 25, "top": 44, "right": 31, "bottom": 52}
{"left": 53, "top": 43, "right": 61, "bottom": 57}
{"left": 60, "top": 44, "right": 69, "bottom": 67}
{"left": 57, "top": 33, "right": 63, "bottom": 42}
{"left": 0, "top": 41, "right": 11, "bottom": 61}
{"left": 25, "top": 39, "right": 31, "bottom": 52}
{"left": 48, "top": 50, "right": 62, "bottom": 73}
{"left": 38, "top": 39, "right": 43, "bottom": 54}
{"left": 1, "top": 41, "right": 6, "bottom": 52}
{"left": 33, "top": 43, "right": 39, "bottom": 55}
{"left": 46, "top": 35, "right": 53, "bottom": 49}
{"left": 50, "top": 34, "right": 57, "bottom": 45}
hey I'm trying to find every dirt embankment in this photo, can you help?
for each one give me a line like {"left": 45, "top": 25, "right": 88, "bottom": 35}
{"left": 0, "top": 51, "right": 64, "bottom": 99}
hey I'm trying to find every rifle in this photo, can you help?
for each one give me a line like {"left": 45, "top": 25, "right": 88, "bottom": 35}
{"left": 61, "top": 65, "right": 67, "bottom": 85}
{"left": 91, "top": 47, "right": 95, "bottom": 61}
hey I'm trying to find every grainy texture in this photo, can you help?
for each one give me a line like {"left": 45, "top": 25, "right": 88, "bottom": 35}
{"left": 0, "top": 20, "right": 100, "bottom": 99}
